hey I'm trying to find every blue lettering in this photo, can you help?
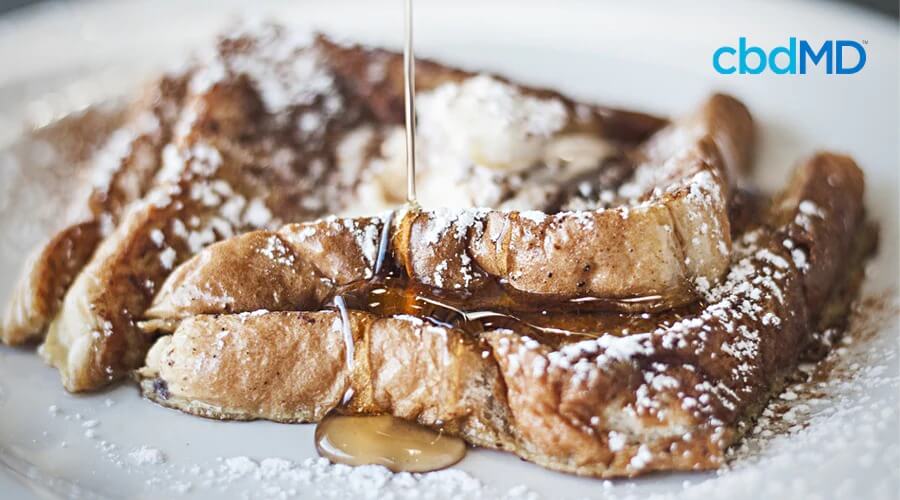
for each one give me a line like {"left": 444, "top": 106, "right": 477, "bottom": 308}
{"left": 739, "top": 37, "right": 766, "bottom": 74}
{"left": 836, "top": 40, "right": 866, "bottom": 74}
{"left": 800, "top": 40, "right": 833, "bottom": 74}
{"left": 713, "top": 46, "right": 737, "bottom": 74}
{"left": 715, "top": 38, "right": 864, "bottom": 76}
{"left": 768, "top": 37, "right": 797, "bottom": 75}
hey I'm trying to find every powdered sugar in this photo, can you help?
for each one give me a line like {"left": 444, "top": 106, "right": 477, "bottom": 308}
{"left": 159, "top": 246, "right": 176, "bottom": 270}
{"left": 33, "top": 398, "right": 542, "bottom": 499}
{"left": 257, "top": 234, "right": 295, "bottom": 267}
{"left": 129, "top": 446, "right": 167, "bottom": 465}
{"left": 192, "top": 24, "right": 339, "bottom": 120}
{"left": 366, "top": 74, "right": 577, "bottom": 210}
{"left": 180, "top": 455, "right": 539, "bottom": 500}
{"left": 419, "top": 208, "right": 487, "bottom": 246}
{"left": 417, "top": 74, "right": 567, "bottom": 174}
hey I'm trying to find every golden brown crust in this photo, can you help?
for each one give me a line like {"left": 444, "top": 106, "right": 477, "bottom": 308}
{"left": 146, "top": 94, "right": 748, "bottom": 318}
{"left": 144, "top": 216, "right": 391, "bottom": 326}
{"left": 278, "top": 216, "right": 389, "bottom": 285}
{"left": 394, "top": 93, "right": 751, "bottom": 302}
{"left": 145, "top": 230, "right": 331, "bottom": 321}
{"left": 772, "top": 152, "right": 865, "bottom": 313}
{"left": 2, "top": 221, "right": 101, "bottom": 345}
{"left": 136, "top": 154, "right": 869, "bottom": 477}
{"left": 41, "top": 187, "right": 195, "bottom": 390}
{"left": 641, "top": 93, "right": 754, "bottom": 180}
{"left": 138, "top": 311, "right": 512, "bottom": 442}
{"left": 37, "top": 29, "right": 379, "bottom": 390}
{"left": 141, "top": 311, "right": 361, "bottom": 422}
{"left": 1, "top": 75, "right": 187, "bottom": 345}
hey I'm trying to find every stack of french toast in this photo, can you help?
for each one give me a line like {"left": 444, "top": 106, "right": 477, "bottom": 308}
{"left": 1, "top": 25, "right": 876, "bottom": 477}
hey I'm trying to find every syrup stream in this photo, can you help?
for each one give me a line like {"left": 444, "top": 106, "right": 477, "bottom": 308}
{"left": 373, "top": 211, "right": 395, "bottom": 276}
{"left": 332, "top": 295, "right": 354, "bottom": 370}
{"left": 403, "top": 0, "right": 418, "bottom": 206}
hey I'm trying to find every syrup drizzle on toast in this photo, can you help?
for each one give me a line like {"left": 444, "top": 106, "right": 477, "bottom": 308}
{"left": 315, "top": 1, "right": 469, "bottom": 473}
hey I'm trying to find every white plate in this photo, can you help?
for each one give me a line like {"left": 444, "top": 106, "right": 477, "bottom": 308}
{"left": 0, "top": 1, "right": 897, "bottom": 499}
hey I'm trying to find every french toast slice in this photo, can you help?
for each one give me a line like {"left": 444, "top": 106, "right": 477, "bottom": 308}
{"left": 1, "top": 78, "right": 186, "bottom": 345}
{"left": 29, "top": 27, "right": 670, "bottom": 391}
{"left": 144, "top": 92, "right": 752, "bottom": 323}
{"left": 38, "top": 27, "right": 374, "bottom": 391}
{"left": 137, "top": 153, "right": 872, "bottom": 477}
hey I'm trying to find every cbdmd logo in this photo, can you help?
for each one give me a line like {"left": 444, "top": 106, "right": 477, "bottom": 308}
{"left": 713, "top": 37, "right": 867, "bottom": 75}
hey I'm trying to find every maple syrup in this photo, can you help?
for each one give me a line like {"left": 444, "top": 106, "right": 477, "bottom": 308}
{"left": 403, "top": 0, "right": 417, "bottom": 206}
{"left": 315, "top": 414, "right": 466, "bottom": 472}
{"left": 314, "top": 0, "right": 471, "bottom": 474}
{"left": 336, "top": 273, "right": 693, "bottom": 344}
